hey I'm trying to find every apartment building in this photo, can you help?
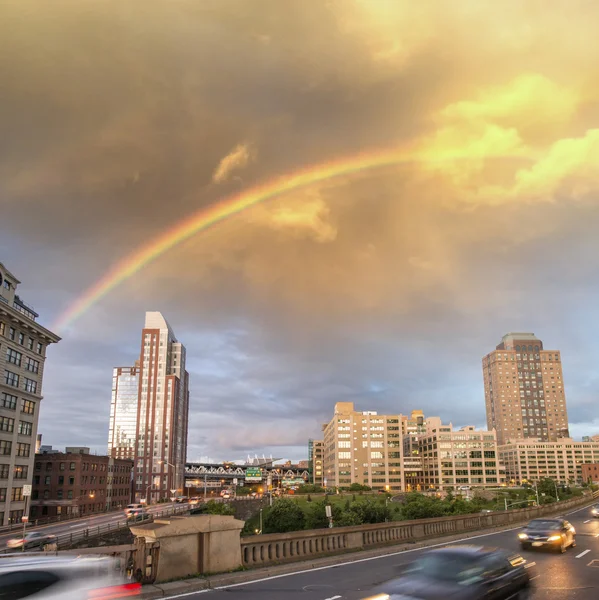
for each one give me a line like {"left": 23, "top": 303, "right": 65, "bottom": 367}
{"left": 108, "top": 312, "right": 190, "bottom": 503}
{"left": 582, "top": 463, "right": 599, "bottom": 484}
{"left": 499, "top": 438, "right": 599, "bottom": 485}
{"left": 308, "top": 439, "right": 324, "bottom": 486}
{"left": 323, "top": 402, "right": 404, "bottom": 491}
{"left": 483, "top": 333, "right": 569, "bottom": 445}
{"left": 407, "top": 421, "right": 502, "bottom": 492}
{"left": 0, "top": 263, "right": 60, "bottom": 526}
{"left": 30, "top": 449, "right": 133, "bottom": 519}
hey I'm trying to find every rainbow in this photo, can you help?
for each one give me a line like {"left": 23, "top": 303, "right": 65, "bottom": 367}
{"left": 52, "top": 144, "right": 509, "bottom": 331}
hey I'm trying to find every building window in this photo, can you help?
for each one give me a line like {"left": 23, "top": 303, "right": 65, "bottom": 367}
{"left": 0, "top": 464, "right": 8, "bottom": 479}
{"left": 27, "top": 337, "right": 34, "bottom": 350}
{"left": 11, "top": 488, "right": 23, "bottom": 502}
{"left": 36, "top": 342, "right": 44, "bottom": 355}
{"left": 0, "top": 488, "right": 5, "bottom": 502}
{"left": 32, "top": 490, "right": 39, "bottom": 500}
{"left": 21, "top": 399, "right": 35, "bottom": 415}
{"left": 58, "top": 475, "right": 64, "bottom": 484}
{"left": 25, "top": 358, "right": 40, "bottom": 374}
{"left": 44, "top": 475, "right": 51, "bottom": 485}
{"left": 0, "top": 322, "right": 4, "bottom": 336}
{"left": 4, "top": 370, "right": 19, "bottom": 387}
{"left": 69, "top": 462, "right": 76, "bottom": 471}
{"left": 9, "top": 327, "right": 16, "bottom": 341}
{"left": 67, "top": 490, "right": 73, "bottom": 499}
{"left": 9, "top": 510, "right": 23, "bottom": 524}
{"left": 59, "top": 462, "right": 65, "bottom": 471}
{"left": 0, "top": 417, "right": 15, "bottom": 433}
{"left": 6, "top": 348, "right": 22, "bottom": 366}
{"left": 0, "top": 441, "right": 11, "bottom": 456}
{"left": 23, "top": 378, "right": 37, "bottom": 394}
{"left": 13, "top": 465, "right": 28, "bottom": 479}
{"left": 1, "top": 393, "right": 17, "bottom": 410}
{"left": 18, "top": 332, "right": 24, "bottom": 345}
{"left": 18, "top": 421, "right": 33, "bottom": 436}
{"left": 57, "top": 489, "right": 63, "bottom": 499}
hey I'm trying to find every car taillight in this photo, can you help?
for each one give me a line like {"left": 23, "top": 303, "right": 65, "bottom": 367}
{"left": 88, "top": 583, "right": 141, "bottom": 600}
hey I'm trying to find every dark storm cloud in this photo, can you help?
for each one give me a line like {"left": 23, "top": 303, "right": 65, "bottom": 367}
{"left": 2, "top": 1, "right": 599, "bottom": 458}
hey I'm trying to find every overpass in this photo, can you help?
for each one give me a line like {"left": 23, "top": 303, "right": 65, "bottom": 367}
{"left": 184, "top": 460, "right": 310, "bottom": 493}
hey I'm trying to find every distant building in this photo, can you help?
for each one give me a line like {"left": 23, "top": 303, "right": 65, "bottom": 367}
{"left": 308, "top": 439, "right": 324, "bottom": 486}
{"left": 582, "top": 435, "right": 599, "bottom": 443}
{"left": 65, "top": 447, "right": 90, "bottom": 455}
{"left": 582, "top": 463, "right": 599, "bottom": 484}
{"left": 499, "top": 438, "right": 599, "bottom": 485}
{"left": 406, "top": 421, "right": 502, "bottom": 492}
{"left": 323, "top": 402, "right": 404, "bottom": 492}
{"left": 30, "top": 451, "right": 133, "bottom": 519}
{"left": 483, "top": 333, "right": 569, "bottom": 445}
{"left": 0, "top": 262, "right": 61, "bottom": 526}
{"left": 108, "top": 365, "right": 139, "bottom": 460}
{"left": 108, "top": 312, "right": 190, "bottom": 503}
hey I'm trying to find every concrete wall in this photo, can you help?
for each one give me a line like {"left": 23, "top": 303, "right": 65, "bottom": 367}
{"left": 241, "top": 492, "right": 598, "bottom": 569}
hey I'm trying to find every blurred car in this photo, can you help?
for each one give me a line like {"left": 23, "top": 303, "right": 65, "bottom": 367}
{"left": 364, "top": 545, "right": 533, "bottom": 600}
{"left": 590, "top": 504, "right": 599, "bottom": 518}
{"left": 6, "top": 531, "right": 57, "bottom": 550}
{"left": 189, "top": 497, "right": 201, "bottom": 506}
{"left": 222, "top": 492, "right": 231, "bottom": 499}
{"left": 518, "top": 517, "right": 576, "bottom": 553}
{"left": 0, "top": 555, "right": 140, "bottom": 600}
{"left": 124, "top": 504, "right": 147, "bottom": 521}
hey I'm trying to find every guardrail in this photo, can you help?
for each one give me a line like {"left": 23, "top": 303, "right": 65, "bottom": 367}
{"left": 240, "top": 491, "right": 599, "bottom": 569}
{"left": 53, "top": 504, "right": 190, "bottom": 550}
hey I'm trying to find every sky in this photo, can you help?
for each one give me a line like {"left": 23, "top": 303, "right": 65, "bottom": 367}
{"left": 2, "top": 0, "right": 599, "bottom": 461}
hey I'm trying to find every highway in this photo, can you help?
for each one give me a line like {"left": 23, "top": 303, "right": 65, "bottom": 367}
{"left": 0, "top": 502, "right": 184, "bottom": 550}
{"left": 166, "top": 504, "right": 599, "bottom": 600}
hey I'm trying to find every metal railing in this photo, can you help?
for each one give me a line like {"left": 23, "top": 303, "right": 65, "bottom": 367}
{"left": 54, "top": 504, "right": 190, "bottom": 550}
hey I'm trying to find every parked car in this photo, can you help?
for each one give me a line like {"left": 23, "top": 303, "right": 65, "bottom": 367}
{"left": 365, "top": 545, "right": 534, "bottom": 600}
{"left": 518, "top": 517, "right": 576, "bottom": 553}
{"left": 0, "top": 555, "right": 141, "bottom": 600}
{"left": 6, "top": 531, "right": 57, "bottom": 550}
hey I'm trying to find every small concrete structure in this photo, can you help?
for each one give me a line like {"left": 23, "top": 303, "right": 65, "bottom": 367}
{"left": 130, "top": 514, "right": 244, "bottom": 583}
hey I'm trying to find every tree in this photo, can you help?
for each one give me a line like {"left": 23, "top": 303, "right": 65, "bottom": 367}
{"left": 197, "top": 500, "right": 235, "bottom": 516}
{"left": 305, "top": 500, "right": 329, "bottom": 529}
{"left": 264, "top": 499, "right": 305, "bottom": 533}
{"left": 348, "top": 483, "right": 372, "bottom": 492}
{"left": 401, "top": 493, "right": 446, "bottom": 520}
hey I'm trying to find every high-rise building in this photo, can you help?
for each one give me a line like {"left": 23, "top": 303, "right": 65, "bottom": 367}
{"left": 108, "top": 312, "right": 189, "bottom": 503}
{"left": 0, "top": 262, "right": 60, "bottom": 526}
{"left": 108, "top": 365, "right": 140, "bottom": 460}
{"left": 483, "top": 333, "right": 569, "bottom": 445}
{"left": 323, "top": 402, "right": 404, "bottom": 492}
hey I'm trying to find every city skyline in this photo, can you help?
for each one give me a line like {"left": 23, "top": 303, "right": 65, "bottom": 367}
{"left": 3, "top": 1, "right": 599, "bottom": 462}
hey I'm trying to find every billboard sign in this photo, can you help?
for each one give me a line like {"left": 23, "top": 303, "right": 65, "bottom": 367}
{"left": 282, "top": 478, "right": 306, "bottom": 487}
{"left": 245, "top": 467, "right": 262, "bottom": 482}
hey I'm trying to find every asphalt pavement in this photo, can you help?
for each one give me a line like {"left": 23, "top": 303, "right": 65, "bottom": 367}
{"left": 0, "top": 502, "right": 184, "bottom": 550}
{"left": 164, "top": 503, "right": 599, "bottom": 600}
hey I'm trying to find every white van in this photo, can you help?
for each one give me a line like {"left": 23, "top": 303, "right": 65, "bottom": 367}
{"left": 124, "top": 503, "right": 146, "bottom": 518}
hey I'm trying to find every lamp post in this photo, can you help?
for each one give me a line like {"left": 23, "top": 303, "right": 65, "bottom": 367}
{"left": 158, "top": 460, "right": 177, "bottom": 502}
{"left": 75, "top": 492, "right": 95, "bottom": 517}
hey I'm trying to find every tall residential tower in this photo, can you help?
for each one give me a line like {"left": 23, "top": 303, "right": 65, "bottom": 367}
{"left": 483, "top": 333, "right": 569, "bottom": 445}
{"left": 0, "top": 263, "right": 60, "bottom": 526}
{"left": 108, "top": 312, "right": 189, "bottom": 503}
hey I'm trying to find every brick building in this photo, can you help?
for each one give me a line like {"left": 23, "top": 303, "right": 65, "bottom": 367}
{"left": 581, "top": 463, "right": 599, "bottom": 484}
{"left": 30, "top": 450, "right": 132, "bottom": 519}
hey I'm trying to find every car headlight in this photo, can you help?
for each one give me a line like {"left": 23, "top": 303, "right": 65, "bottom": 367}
{"left": 593, "top": 509, "right": 598, "bottom": 514}
{"left": 362, "top": 596, "right": 390, "bottom": 600}
{"left": 570, "top": 527, "right": 576, "bottom": 534}
{"left": 547, "top": 535, "right": 562, "bottom": 542}
{"left": 518, "top": 533, "right": 528, "bottom": 539}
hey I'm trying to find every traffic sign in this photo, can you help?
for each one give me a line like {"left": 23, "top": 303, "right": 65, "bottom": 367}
{"left": 233, "top": 478, "right": 238, "bottom": 485}
{"left": 23, "top": 485, "right": 32, "bottom": 497}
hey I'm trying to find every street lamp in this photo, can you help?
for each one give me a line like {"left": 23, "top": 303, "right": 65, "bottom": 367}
{"left": 158, "top": 460, "right": 178, "bottom": 502}
{"left": 75, "top": 492, "right": 95, "bottom": 516}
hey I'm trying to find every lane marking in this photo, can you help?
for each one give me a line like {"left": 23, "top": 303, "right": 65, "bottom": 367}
{"left": 324, "top": 596, "right": 342, "bottom": 600}
{"left": 576, "top": 549, "right": 591, "bottom": 559}
{"left": 161, "top": 500, "right": 599, "bottom": 599}
{"left": 69, "top": 523, "right": 87, "bottom": 528}
{"left": 584, "top": 520, "right": 590, "bottom": 523}
{"left": 162, "top": 524, "right": 528, "bottom": 599}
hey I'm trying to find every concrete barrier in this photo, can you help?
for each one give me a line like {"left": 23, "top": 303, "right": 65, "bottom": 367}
{"left": 240, "top": 493, "right": 597, "bottom": 568}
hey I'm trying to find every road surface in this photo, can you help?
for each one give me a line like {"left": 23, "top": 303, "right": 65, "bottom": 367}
{"left": 0, "top": 502, "right": 184, "bottom": 550}
{"left": 164, "top": 503, "right": 599, "bottom": 600}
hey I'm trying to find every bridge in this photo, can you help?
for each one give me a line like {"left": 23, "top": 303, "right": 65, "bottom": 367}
{"left": 184, "top": 460, "right": 310, "bottom": 492}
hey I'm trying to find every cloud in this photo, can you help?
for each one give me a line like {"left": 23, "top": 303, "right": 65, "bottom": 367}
{"left": 212, "top": 143, "right": 252, "bottom": 184}
{"left": 2, "top": 0, "right": 599, "bottom": 460}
